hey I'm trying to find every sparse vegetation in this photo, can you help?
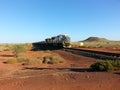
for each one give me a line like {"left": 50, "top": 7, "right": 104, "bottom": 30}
{"left": 90, "top": 60, "right": 120, "bottom": 71}
{"left": 17, "top": 58, "right": 28, "bottom": 63}
{"left": 84, "top": 37, "right": 108, "bottom": 42}
{"left": 11, "top": 44, "right": 27, "bottom": 57}
{"left": 6, "top": 58, "right": 18, "bottom": 64}
{"left": 24, "top": 58, "right": 43, "bottom": 65}
{"left": 110, "top": 60, "right": 120, "bottom": 70}
{"left": 5, "top": 57, "right": 28, "bottom": 64}
{"left": 42, "top": 53, "right": 65, "bottom": 64}
{"left": 0, "top": 44, "right": 11, "bottom": 51}
{"left": 3, "top": 46, "right": 65, "bottom": 65}
{"left": 71, "top": 37, "right": 120, "bottom": 50}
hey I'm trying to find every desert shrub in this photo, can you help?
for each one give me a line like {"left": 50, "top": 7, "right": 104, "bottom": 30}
{"left": 43, "top": 53, "right": 65, "bottom": 64}
{"left": 47, "top": 59, "right": 54, "bottom": 64}
{"left": 43, "top": 56, "right": 51, "bottom": 64}
{"left": 110, "top": 60, "right": 120, "bottom": 70}
{"left": 0, "top": 44, "right": 11, "bottom": 51}
{"left": 50, "top": 54, "right": 64, "bottom": 63}
{"left": 24, "top": 43, "right": 32, "bottom": 50}
{"left": 91, "top": 60, "right": 120, "bottom": 71}
{"left": 6, "top": 58, "right": 18, "bottom": 64}
{"left": 11, "top": 44, "right": 27, "bottom": 57}
{"left": 5, "top": 57, "right": 28, "bottom": 64}
{"left": 90, "top": 61, "right": 113, "bottom": 71}
{"left": 17, "top": 58, "right": 28, "bottom": 63}
{"left": 24, "top": 58, "right": 43, "bottom": 65}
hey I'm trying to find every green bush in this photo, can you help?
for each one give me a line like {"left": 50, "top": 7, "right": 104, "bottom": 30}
{"left": 90, "top": 61, "right": 114, "bottom": 71}
{"left": 90, "top": 60, "right": 120, "bottom": 71}
{"left": 111, "top": 60, "right": 120, "bottom": 70}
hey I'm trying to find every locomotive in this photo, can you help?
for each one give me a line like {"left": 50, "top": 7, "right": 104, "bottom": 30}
{"left": 32, "top": 34, "right": 71, "bottom": 50}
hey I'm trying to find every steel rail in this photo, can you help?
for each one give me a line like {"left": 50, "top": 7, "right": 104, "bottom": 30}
{"left": 64, "top": 48, "right": 120, "bottom": 60}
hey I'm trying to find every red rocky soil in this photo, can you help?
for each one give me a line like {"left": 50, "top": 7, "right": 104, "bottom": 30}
{"left": 0, "top": 50, "right": 119, "bottom": 90}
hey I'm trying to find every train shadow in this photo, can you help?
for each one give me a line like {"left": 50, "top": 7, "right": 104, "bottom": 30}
{"left": 24, "top": 67, "right": 93, "bottom": 72}
{"left": 31, "top": 44, "right": 63, "bottom": 51}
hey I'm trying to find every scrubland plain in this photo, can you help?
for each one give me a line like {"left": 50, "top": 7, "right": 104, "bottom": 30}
{"left": 0, "top": 42, "right": 119, "bottom": 90}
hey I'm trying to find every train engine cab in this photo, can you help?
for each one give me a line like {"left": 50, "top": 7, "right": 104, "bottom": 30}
{"left": 52, "top": 34, "right": 71, "bottom": 48}
{"left": 59, "top": 34, "right": 71, "bottom": 47}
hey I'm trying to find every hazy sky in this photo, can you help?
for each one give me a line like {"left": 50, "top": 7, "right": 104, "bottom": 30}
{"left": 0, "top": 0, "right": 120, "bottom": 43}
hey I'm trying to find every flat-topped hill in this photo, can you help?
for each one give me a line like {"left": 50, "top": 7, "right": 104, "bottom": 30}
{"left": 83, "top": 37, "right": 109, "bottom": 42}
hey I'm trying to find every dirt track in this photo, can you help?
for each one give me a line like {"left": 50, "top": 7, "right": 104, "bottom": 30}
{"left": 0, "top": 50, "right": 119, "bottom": 90}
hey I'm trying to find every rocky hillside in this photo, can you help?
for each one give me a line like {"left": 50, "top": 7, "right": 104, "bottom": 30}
{"left": 83, "top": 37, "right": 109, "bottom": 42}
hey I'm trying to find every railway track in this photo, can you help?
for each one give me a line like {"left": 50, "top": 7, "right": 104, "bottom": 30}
{"left": 64, "top": 48, "right": 120, "bottom": 60}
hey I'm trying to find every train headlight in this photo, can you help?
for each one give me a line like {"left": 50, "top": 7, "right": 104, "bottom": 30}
{"left": 80, "top": 42, "right": 84, "bottom": 46}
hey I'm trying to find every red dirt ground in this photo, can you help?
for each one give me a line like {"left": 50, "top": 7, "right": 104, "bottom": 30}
{"left": 0, "top": 50, "right": 119, "bottom": 90}
{"left": 78, "top": 47, "right": 120, "bottom": 53}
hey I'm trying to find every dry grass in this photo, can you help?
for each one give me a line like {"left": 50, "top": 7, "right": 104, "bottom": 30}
{"left": 71, "top": 37, "right": 120, "bottom": 50}
{"left": 6, "top": 58, "right": 18, "bottom": 64}
{"left": 22, "top": 52, "right": 65, "bottom": 65}
{"left": 0, "top": 44, "right": 11, "bottom": 51}
{"left": 4, "top": 50, "right": 65, "bottom": 65}
{"left": 71, "top": 41, "right": 120, "bottom": 50}
{"left": 24, "top": 58, "right": 43, "bottom": 65}
{"left": 43, "top": 53, "right": 65, "bottom": 64}
{"left": 0, "top": 43, "right": 32, "bottom": 52}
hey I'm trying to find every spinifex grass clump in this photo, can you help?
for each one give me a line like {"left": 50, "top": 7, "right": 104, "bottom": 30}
{"left": 110, "top": 60, "right": 120, "bottom": 70}
{"left": 5, "top": 48, "right": 65, "bottom": 65}
{"left": 6, "top": 58, "right": 28, "bottom": 64}
{"left": 11, "top": 44, "right": 27, "bottom": 57}
{"left": 6, "top": 58, "right": 18, "bottom": 64}
{"left": 24, "top": 58, "right": 43, "bottom": 65}
{"left": 90, "top": 60, "right": 120, "bottom": 71}
{"left": 43, "top": 53, "right": 65, "bottom": 64}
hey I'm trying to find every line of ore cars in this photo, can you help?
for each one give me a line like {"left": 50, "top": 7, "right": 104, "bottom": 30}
{"left": 32, "top": 34, "right": 71, "bottom": 50}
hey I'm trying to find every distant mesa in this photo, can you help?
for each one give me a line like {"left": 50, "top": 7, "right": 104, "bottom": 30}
{"left": 83, "top": 37, "right": 109, "bottom": 42}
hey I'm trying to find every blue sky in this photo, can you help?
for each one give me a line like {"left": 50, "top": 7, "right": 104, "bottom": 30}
{"left": 0, "top": 0, "right": 120, "bottom": 43}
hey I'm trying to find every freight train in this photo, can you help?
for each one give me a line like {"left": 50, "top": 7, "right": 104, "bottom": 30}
{"left": 32, "top": 34, "right": 71, "bottom": 50}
